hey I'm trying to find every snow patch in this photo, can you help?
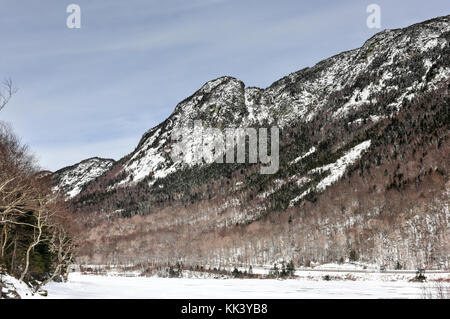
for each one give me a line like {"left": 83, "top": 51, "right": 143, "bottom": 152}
{"left": 290, "top": 146, "right": 316, "bottom": 165}
{"left": 289, "top": 140, "right": 371, "bottom": 206}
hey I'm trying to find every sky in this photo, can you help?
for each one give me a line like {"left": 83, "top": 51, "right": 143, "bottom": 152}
{"left": 0, "top": 0, "right": 448, "bottom": 171}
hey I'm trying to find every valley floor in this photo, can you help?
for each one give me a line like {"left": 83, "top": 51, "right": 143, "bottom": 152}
{"left": 25, "top": 272, "right": 450, "bottom": 299}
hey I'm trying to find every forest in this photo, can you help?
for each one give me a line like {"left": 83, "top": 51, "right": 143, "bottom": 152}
{"left": 0, "top": 80, "right": 75, "bottom": 295}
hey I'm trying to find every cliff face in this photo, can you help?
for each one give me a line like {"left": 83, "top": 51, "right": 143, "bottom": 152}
{"left": 55, "top": 16, "right": 450, "bottom": 269}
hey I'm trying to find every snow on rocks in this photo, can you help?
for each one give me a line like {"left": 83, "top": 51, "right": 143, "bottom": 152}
{"left": 0, "top": 273, "right": 36, "bottom": 299}
{"left": 53, "top": 157, "right": 114, "bottom": 199}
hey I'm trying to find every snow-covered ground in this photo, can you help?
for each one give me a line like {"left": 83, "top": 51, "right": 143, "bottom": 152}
{"left": 1, "top": 274, "right": 36, "bottom": 299}
{"left": 20, "top": 272, "right": 448, "bottom": 299}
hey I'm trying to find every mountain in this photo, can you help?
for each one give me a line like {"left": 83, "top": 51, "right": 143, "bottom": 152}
{"left": 52, "top": 157, "right": 115, "bottom": 199}
{"left": 55, "top": 16, "right": 449, "bottom": 269}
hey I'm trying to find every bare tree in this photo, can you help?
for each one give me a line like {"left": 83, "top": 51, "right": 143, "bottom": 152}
{"left": 1, "top": 114, "right": 76, "bottom": 287}
{"left": 19, "top": 194, "right": 54, "bottom": 281}
{"left": 0, "top": 125, "right": 38, "bottom": 263}
{"left": 35, "top": 222, "right": 75, "bottom": 291}
{"left": 0, "top": 78, "right": 17, "bottom": 113}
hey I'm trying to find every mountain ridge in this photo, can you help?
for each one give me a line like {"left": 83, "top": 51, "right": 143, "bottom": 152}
{"left": 52, "top": 15, "right": 449, "bottom": 269}
{"left": 54, "top": 15, "right": 450, "bottom": 183}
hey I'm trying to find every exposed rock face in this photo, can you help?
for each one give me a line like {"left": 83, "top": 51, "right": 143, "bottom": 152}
{"left": 54, "top": 16, "right": 450, "bottom": 269}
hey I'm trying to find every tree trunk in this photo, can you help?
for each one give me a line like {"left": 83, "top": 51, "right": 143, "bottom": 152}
{"left": 20, "top": 226, "right": 42, "bottom": 282}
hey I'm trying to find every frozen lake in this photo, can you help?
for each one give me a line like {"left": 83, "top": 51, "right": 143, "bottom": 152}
{"left": 28, "top": 273, "right": 443, "bottom": 299}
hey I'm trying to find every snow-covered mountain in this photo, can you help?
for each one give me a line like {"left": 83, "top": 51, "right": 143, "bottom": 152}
{"left": 53, "top": 16, "right": 450, "bottom": 269}
{"left": 52, "top": 157, "right": 115, "bottom": 199}
{"left": 61, "top": 15, "right": 449, "bottom": 192}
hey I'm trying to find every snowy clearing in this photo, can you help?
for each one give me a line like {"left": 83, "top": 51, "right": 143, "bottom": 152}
{"left": 22, "top": 272, "right": 449, "bottom": 299}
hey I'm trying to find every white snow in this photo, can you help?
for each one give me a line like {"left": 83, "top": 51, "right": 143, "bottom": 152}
{"left": 333, "top": 85, "right": 373, "bottom": 119}
{"left": 54, "top": 158, "right": 114, "bottom": 199}
{"left": 31, "top": 272, "right": 449, "bottom": 299}
{"left": 312, "top": 140, "right": 371, "bottom": 191}
{"left": 290, "top": 147, "right": 316, "bottom": 165}
{"left": 1, "top": 273, "right": 35, "bottom": 298}
{"left": 349, "top": 115, "right": 385, "bottom": 126}
{"left": 290, "top": 140, "right": 371, "bottom": 206}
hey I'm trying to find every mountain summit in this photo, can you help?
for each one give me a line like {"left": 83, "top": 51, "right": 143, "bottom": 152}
{"left": 53, "top": 16, "right": 449, "bottom": 269}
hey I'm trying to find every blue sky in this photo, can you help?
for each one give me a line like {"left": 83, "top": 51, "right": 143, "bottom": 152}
{"left": 0, "top": 0, "right": 448, "bottom": 171}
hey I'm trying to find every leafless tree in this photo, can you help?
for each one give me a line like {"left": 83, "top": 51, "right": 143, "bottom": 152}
{"left": 0, "top": 91, "right": 75, "bottom": 286}
{"left": 19, "top": 194, "right": 55, "bottom": 281}
{"left": 0, "top": 78, "right": 17, "bottom": 113}
{"left": 35, "top": 222, "right": 75, "bottom": 291}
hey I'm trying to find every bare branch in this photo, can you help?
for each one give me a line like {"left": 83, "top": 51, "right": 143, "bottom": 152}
{"left": 0, "top": 78, "right": 17, "bottom": 112}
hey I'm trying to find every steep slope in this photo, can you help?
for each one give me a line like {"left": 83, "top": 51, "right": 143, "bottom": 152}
{"left": 56, "top": 16, "right": 450, "bottom": 269}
